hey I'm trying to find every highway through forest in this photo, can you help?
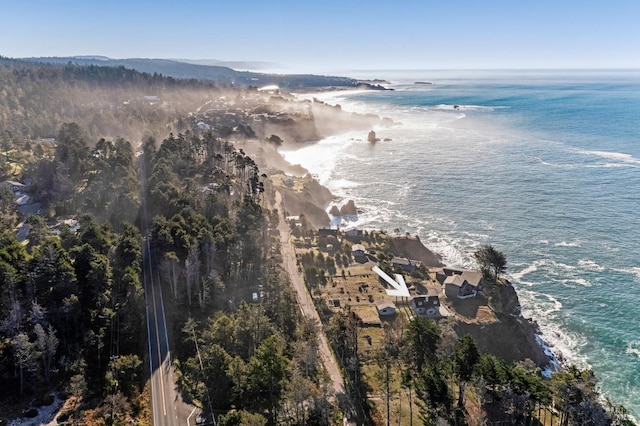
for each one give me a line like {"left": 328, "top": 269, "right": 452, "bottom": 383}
{"left": 139, "top": 152, "right": 199, "bottom": 426}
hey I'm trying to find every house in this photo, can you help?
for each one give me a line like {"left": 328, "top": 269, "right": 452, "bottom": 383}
{"left": 443, "top": 270, "right": 483, "bottom": 299}
{"left": 14, "top": 222, "right": 31, "bottom": 243}
{"left": 318, "top": 228, "right": 339, "bottom": 248}
{"left": 318, "top": 228, "right": 338, "bottom": 238}
{"left": 17, "top": 202, "right": 41, "bottom": 217}
{"left": 345, "top": 228, "right": 363, "bottom": 238}
{"left": 374, "top": 299, "right": 397, "bottom": 316}
{"left": 284, "top": 216, "right": 302, "bottom": 226}
{"left": 391, "top": 257, "right": 421, "bottom": 273}
{"left": 1, "top": 180, "right": 26, "bottom": 193}
{"left": 1, "top": 180, "right": 30, "bottom": 205}
{"left": 328, "top": 298, "right": 341, "bottom": 308}
{"left": 434, "top": 267, "right": 464, "bottom": 284}
{"left": 351, "top": 244, "right": 366, "bottom": 259}
{"left": 411, "top": 290, "right": 441, "bottom": 317}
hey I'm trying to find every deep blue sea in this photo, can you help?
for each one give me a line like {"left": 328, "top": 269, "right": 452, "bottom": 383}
{"left": 282, "top": 70, "right": 640, "bottom": 417}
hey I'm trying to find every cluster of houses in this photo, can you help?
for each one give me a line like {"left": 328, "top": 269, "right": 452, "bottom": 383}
{"left": 1, "top": 179, "right": 77, "bottom": 243}
{"left": 1, "top": 179, "right": 41, "bottom": 217}
{"left": 316, "top": 227, "right": 485, "bottom": 323}
{"left": 2, "top": 180, "right": 30, "bottom": 206}
{"left": 369, "top": 266, "right": 484, "bottom": 320}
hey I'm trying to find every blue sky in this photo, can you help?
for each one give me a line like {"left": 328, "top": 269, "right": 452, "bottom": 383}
{"left": 2, "top": 0, "right": 639, "bottom": 72}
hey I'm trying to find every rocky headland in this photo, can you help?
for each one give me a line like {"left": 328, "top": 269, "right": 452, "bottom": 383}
{"left": 239, "top": 92, "right": 554, "bottom": 370}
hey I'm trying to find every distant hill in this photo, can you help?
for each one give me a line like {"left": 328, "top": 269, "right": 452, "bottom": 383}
{"left": 21, "top": 56, "right": 364, "bottom": 89}
{"left": 169, "top": 58, "right": 280, "bottom": 70}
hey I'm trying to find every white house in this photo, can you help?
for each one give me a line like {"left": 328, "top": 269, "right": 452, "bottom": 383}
{"left": 374, "top": 299, "right": 397, "bottom": 316}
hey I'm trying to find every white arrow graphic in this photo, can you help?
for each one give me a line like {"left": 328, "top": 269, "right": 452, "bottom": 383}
{"left": 372, "top": 266, "right": 411, "bottom": 297}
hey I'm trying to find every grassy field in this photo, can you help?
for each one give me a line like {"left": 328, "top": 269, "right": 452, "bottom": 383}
{"left": 293, "top": 231, "right": 549, "bottom": 425}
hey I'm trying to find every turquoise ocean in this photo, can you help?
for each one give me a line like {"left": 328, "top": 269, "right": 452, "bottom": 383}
{"left": 281, "top": 70, "right": 640, "bottom": 417}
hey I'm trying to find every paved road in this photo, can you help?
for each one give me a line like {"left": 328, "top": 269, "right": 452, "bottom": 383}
{"left": 139, "top": 153, "right": 199, "bottom": 426}
{"left": 275, "top": 192, "right": 355, "bottom": 424}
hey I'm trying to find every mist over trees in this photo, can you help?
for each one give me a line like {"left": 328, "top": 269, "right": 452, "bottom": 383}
{"left": 0, "top": 56, "right": 224, "bottom": 144}
{"left": 0, "top": 58, "right": 632, "bottom": 425}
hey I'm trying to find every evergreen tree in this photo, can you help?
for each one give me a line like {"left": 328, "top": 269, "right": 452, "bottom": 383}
{"left": 473, "top": 244, "right": 507, "bottom": 280}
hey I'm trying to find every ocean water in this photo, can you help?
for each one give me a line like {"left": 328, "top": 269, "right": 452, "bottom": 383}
{"left": 281, "top": 70, "right": 640, "bottom": 417}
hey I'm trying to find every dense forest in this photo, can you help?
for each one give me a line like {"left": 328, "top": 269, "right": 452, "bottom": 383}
{"left": 0, "top": 121, "right": 147, "bottom": 423}
{"left": 141, "top": 129, "right": 336, "bottom": 424}
{"left": 0, "top": 59, "right": 635, "bottom": 425}
{"left": 0, "top": 56, "right": 227, "bottom": 143}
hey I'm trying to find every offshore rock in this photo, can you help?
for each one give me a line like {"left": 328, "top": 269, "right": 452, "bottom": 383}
{"left": 339, "top": 200, "right": 358, "bottom": 216}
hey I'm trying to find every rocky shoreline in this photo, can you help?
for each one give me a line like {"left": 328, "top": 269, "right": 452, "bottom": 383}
{"left": 261, "top": 97, "right": 559, "bottom": 371}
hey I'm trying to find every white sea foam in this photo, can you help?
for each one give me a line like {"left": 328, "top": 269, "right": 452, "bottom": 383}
{"left": 518, "top": 289, "right": 589, "bottom": 369}
{"left": 292, "top": 81, "right": 639, "bottom": 416}
{"left": 555, "top": 240, "right": 581, "bottom": 247}
{"left": 614, "top": 267, "right": 640, "bottom": 283}
{"left": 626, "top": 341, "right": 640, "bottom": 359}
{"left": 578, "top": 259, "right": 606, "bottom": 272}
{"left": 536, "top": 335, "right": 562, "bottom": 375}
{"left": 576, "top": 149, "right": 640, "bottom": 165}
{"left": 328, "top": 179, "right": 361, "bottom": 189}
{"left": 546, "top": 260, "right": 577, "bottom": 274}
{"left": 559, "top": 278, "right": 592, "bottom": 287}
{"left": 421, "top": 231, "right": 477, "bottom": 270}
{"left": 510, "top": 260, "right": 544, "bottom": 281}
{"left": 536, "top": 153, "right": 640, "bottom": 169}
{"left": 432, "top": 104, "right": 501, "bottom": 111}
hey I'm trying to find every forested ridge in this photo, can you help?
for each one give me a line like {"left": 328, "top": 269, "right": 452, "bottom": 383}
{"left": 0, "top": 56, "right": 224, "bottom": 143}
{"left": 0, "top": 58, "right": 635, "bottom": 425}
{"left": 21, "top": 56, "right": 363, "bottom": 90}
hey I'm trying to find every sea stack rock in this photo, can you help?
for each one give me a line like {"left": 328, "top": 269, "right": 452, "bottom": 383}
{"left": 340, "top": 200, "right": 358, "bottom": 216}
{"left": 367, "top": 130, "right": 377, "bottom": 143}
{"left": 329, "top": 205, "right": 341, "bottom": 216}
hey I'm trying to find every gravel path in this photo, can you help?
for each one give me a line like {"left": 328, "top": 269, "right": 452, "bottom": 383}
{"left": 275, "top": 191, "right": 356, "bottom": 424}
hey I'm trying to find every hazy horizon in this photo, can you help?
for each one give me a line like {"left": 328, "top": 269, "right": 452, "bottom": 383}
{"left": 3, "top": 0, "right": 639, "bottom": 73}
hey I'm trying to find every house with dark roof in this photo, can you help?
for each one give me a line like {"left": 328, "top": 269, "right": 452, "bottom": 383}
{"left": 318, "top": 228, "right": 339, "bottom": 249}
{"left": 433, "top": 267, "right": 465, "bottom": 284}
{"left": 391, "top": 257, "right": 421, "bottom": 273}
{"left": 1, "top": 180, "right": 25, "bottom": 192}
{"left": 411, "top": 289, "right": 441, "bottom": 318}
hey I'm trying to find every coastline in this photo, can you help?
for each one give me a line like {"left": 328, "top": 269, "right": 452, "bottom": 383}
{"left": 250, "top": 80, "right": 640, "bottom": 421}
{"left": 270, "top": 128, "right": 559, "bottom": 372}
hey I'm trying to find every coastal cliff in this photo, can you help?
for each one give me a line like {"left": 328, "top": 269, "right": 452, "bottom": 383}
{"left": 260, "top": 94, "right": 551, "bottom": 369}
{"left": 271, "top": 173, "right": 333, "bottom": 227}
{"left": 452, "top": 279, "right": 550, "bottom": 367}
{"left": 390, "top": 235, "right": 443, "bottom": 267}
